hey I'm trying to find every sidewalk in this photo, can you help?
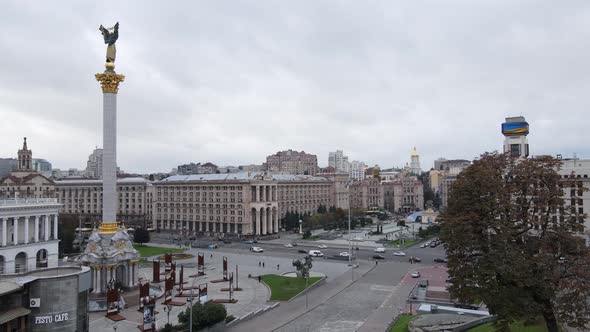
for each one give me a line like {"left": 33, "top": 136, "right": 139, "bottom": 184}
{"left": 227, "top": 261, "right": 375, "bottom": 331}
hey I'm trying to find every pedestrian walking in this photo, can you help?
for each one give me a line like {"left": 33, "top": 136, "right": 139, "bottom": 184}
{"left": 210, "top": 253, "right": 213, "bottom": 259}
{"left": 262, "top": 262, "right": 265, "bottom": 268}
{"left": 277, "top": 264, "right": 279, "bottom": 270}
{"left": 258, "top": 275, "right": 261, "bottom": 283}
{"left": 258, "top": 261, "right": 261, "bottom": 267}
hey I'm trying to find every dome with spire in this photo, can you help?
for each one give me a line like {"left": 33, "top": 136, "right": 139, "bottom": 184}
{"left": 411, "top": 146, "right": 419, "bottom": 157}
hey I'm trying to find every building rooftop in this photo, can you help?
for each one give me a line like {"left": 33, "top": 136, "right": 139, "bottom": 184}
{"left": 157, "top": 172, "right": 330, "bottom": 183}
{"left": 55, "top": 177, "right": 149, "bottom": 185}
{"left": 0, "top": 198, "right": 59, "bottom": 208}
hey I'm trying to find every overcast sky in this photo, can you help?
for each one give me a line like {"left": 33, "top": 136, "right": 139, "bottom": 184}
{"left": 1, "top": 1, "right": 589, "bottom": 173}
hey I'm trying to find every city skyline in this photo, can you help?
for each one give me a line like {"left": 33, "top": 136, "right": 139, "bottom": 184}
{"left": 2, "top": 1, "right": 590, "bottom": 173}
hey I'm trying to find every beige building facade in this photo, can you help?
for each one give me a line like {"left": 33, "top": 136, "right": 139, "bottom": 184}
{"left": 55, "top": 177, "right": 152, "bottom": 227}
{"left": 265, "top": 150, "right": 318, "bottom": 175}
{"left": 275, "top": 174, "right": 333, "bottom": 218}
{"left": 349, "top": 177, "right": 384, "bottom": 210}
{"left": 153, "top": 172, "right": 279, "bottom": 236}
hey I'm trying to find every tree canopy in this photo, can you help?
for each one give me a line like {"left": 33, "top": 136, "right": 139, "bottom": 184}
{"left": 439, "top": 153, "right": 590, "bottom": 332}
{"left": 134, "top": 228, "right": 150, "bottom": 245}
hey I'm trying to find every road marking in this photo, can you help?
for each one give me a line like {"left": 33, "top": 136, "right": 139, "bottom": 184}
{"left": 370, "top": 284, "right": 395, "bottom": 292}
{"left": 318, "top": 320, "right": 364, "bottom": 332}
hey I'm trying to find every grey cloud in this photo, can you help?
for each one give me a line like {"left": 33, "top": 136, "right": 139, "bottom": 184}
{"left": 1, "top": 0, "right": 589, "bottom": 173}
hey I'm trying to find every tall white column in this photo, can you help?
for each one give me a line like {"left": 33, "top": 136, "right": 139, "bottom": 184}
{"left": 255, "top": 209, "right": 260, "bottom": 235}
{"left": 255, "top": 186, "right": 260, "bottom": 202}
{"left": 102, "top": 92, "right": 118, "bottom": 223}
{"left": 44, "top": 215, "right": 49, "bottom": 241}
{"left": 53, "top": 214, "right": 58, "bottom": 240}
{"left": 34, "top": 216, "right": 39, "bottom": 242}
{"left": 24, "top": 216, "right": 29, "bottom": 244}
{"left": 2, "top": 218, "right": 6, "bottom": 246}
{"left": 13, "top": 216, "right": 19, "bottom": 245}
{"left": 261, "top": 208, "right": 267, "bottom": 235}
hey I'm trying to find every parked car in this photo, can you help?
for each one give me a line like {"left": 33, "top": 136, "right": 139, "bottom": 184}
{"left": 188, "top": 236, "right": 196, "bottom": 240}
{"left": 420, "top": 243, "right": 427, "bottom": 248}
{"left": 339, "top": 252, "right": 350, "bottom": 257}
{"left": 309, "top": 250, "right": 324, "bottom": 257}
{"left": 411, "top": 271, "right": 421, "bottom": 278}
{"left": 284, "top": 244, "right": 293, "bottom": 248}
{"left": 409, "top": 256, "right": 421, "bottom": 263}
{"left": 393, "top": 251, "right": 406, "bottom": 256}
{"left": 430, "top": 242, "right": 438, "bottom": 248}
{"left": 418, "top": 279, "right": 429, "bottom": 288}
{"left": 372, "top": 254, "right": 385, "bottom": 260}
{"left": 223, "top": 240, "right": 232, "bottom": 244}
{"left": 250, "top": 246, "right": 264, "bottom": 253}
{"left": 318, "top": 244, "right": 328, "bottom": 249}
{"left": 374, "top": 247, "right": 385, "bottom": 253}
{"left": 434, "top": 257, "right": 448, "bottom": 263}
{"left": 208, "top": 244, "right": 219, "bottom": 249}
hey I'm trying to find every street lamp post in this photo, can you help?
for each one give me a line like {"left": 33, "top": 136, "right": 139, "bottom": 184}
{"left": 163, "top": 303, "right": 172, "bottom": 326}
{"left": 188, "top": 275, "right": 208, "bottom": 332}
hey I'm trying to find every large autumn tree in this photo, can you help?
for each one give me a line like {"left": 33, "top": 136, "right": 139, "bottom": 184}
{"left": 439, "top": 153, "right": 590, "bottom": 332}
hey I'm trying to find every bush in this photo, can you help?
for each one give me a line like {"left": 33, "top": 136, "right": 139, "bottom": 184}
{"left": 134, "top": 228, "right": 150, "bottom": 245}
{"left": 178, "top": 301, "right": 227, "bottom": 330}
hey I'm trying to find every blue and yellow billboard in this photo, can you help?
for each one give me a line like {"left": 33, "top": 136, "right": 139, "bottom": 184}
{"left": 502, "top": 122, "right": 529, "bottom": 136}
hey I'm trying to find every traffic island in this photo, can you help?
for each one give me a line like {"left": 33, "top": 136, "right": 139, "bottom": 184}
{"left": 261, "top": 274, "right": 322, "bottom": 301}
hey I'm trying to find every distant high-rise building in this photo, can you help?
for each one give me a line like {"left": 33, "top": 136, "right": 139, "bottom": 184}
{"left": 502, "top": 116, "right": 530, "bottom": 158}
{"left": 410, "top": 147, "right": 421, "bottom": 174}
{"left": 0, "top": 158, "right": 17, "bottom": 177}
{"left": 328, "top": 150, "right": 349, "bottom": 173}
{"left": 86, "top": 147, "right": 103, "bottom": 178}
{"left": 349, "top": 160, "right": 367, "bottom": 180}
{"left": 265, "top": 150, "right": 318, "bottom": 175}
{"left": 32, "top": 158, "right": 52, "bottom": 177}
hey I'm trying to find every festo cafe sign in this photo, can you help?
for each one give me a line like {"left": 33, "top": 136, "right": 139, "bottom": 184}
{"left": 34, "top": 313, "right": 69, "bottom": 324}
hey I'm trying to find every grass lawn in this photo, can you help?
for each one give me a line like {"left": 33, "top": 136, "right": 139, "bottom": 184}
{"left": 261, "top": 274, "right": 322, "bottom": 301}
{"left": 468, "top": 320, "right": 549, "bottom": 332}
{"left": 388, "top": 314, "right": 415, "bottom": 332}
{"left": 387, "top": 239, "right": 418, "bottom": 247}
{"left": 133, "top": 244, "right": 184, "bottom": 257}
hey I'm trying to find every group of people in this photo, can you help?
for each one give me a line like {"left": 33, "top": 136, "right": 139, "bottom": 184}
{"left": 258, "top": 261, "right": 280, "bottom": 270}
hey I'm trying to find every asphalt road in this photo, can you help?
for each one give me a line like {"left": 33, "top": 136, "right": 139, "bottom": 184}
{"left": 151, "top": 233, "right": 447, "bottom": 264}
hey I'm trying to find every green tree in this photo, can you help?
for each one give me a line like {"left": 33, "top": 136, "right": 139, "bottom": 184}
{"left": 134, "top": 228, "right": 150, "bottom": 245}
{"left": 439, "top": 153, "right": 590, "bottom": 332}
{"left": 178, "top": 301, "right": 227, "bottom": 330}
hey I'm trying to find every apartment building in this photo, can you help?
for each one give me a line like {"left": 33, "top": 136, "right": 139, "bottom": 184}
{"left": 265, "top": 150, "right": 318, "bottom": 176}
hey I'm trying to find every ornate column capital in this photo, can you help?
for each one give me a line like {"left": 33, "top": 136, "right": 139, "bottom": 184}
{"left": 95, "top": 71, "right": 125, "bottom": 94}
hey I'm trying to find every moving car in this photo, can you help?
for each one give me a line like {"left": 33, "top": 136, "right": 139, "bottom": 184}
{"left": 418, "top": 279, "right": 429, "bottom": 288}
{"left": 409, "top": 256, "right": 421, "bottom": 263}
{"left": 298, "top": 249, "right": 308, "bottom": 254}
{"left": 284, "top": 244, "right": 293, "bottom": 248}
{"left": 309, "top": 250, "right": 324, "bottom": 257}
{"left": 374, "top": 247, "right": 385, "bottom": 253}
{"left": 245, "top": 240, "right": 258, "bottom": 244}
{"left": 318, "top": 244, "right": 328, "bottom": 249}
{"left": 393, "top": 251, "right": 406, "bottom": 256}
{"left": 372, "top": 254, "right": 385, "bottom": 260}
{"left": 250, "top": 246, "right": 264, "bottom": 253}
{"left": 291, "top": 243, "right": 298, "bottom": 246}
{"left": 339, "top": 252, "right": 350, "bottom": 257}
{"left": 411, "top": 271, "right": 421, "bottom": 278}
{"left": 434, "top": 257, "right": 448, "bottom": 263}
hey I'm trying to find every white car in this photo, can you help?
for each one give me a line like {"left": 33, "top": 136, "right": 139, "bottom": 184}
{"left": 339, "top": 252, "right": 350, "bottom": 257}
{"left": 393, "top": 251, "right": 406, "bottom": 256}
{"left": 283, "top": 244, "right": 293, "bottom": 248}
{"left": 420, "top": 243, "right": 427, "bottom": 248}
{"left": 318, "top": 244, "right": 328, "bottom": 249}
{"left": 250, "top": 246, "right": 264, "bottom": 253}
{"left": 309, "top": 250, "right": 324, "bottom": 257}
{"left": 374, "top": 247, "right": 385, "bottom": 253}
{"left": 411, "top": 271, "right": 421, "bottom": 278}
